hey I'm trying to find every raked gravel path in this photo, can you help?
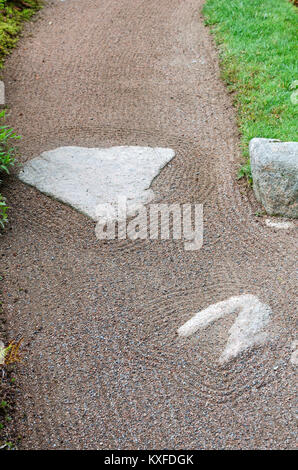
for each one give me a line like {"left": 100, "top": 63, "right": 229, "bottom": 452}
{"left": 1, "top": 0, "right": 297, "bottom": 449}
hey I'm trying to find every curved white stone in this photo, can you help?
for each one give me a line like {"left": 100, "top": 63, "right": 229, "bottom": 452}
{"left": 19, "top": 146, "right": 175, "bottom": 220}
{"left": 178, "top": 294, "right": 272, "bottom": 363}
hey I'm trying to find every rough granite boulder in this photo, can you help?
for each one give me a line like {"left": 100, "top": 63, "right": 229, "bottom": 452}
{"left": 250, "top": 138, "right": 298, "bottom": 218}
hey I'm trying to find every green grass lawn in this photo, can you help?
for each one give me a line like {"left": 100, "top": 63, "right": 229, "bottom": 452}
{"left": 203, "top": 0, "right": 298, "bottom": 181}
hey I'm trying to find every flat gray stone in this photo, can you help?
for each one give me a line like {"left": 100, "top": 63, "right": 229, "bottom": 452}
{"left": 0, "top": 81, "right": 5, "bottom": 108}
{"left": 18, "top": 146, "right": 175, "bottom": 220}
{"left": 250, "top": 138, "right": 298, "bottom": 218}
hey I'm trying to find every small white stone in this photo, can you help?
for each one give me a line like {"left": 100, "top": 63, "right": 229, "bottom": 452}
{"left": 265, "top": 219, "right": 294, "bottom": 230}
{"left": 290, "top": 341, "right": 298, "bottom": 366}
{"left": 290, "top": 350, "right": 298, "bottom": 366}
{"left": 0, "top": 340, "right": 5, "bottom": 366}
{"left": 0, "top": 81, "right": 5, "bottom": 107}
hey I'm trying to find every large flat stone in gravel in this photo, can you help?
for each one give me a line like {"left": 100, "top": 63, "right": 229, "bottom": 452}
{"left": 250, "top": 138, "right": 298, "bottom": 218}
{"left": 19, "top": 146, "right": 175, "bottom": 220}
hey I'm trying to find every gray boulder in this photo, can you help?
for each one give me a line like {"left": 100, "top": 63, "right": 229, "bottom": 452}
{"left": 250, "top": 138, "right": 298, "bottom": 218}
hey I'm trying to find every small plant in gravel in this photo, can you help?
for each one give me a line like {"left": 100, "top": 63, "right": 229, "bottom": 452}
{"left": 0, "top": 110, "right": 20, "bottom": 228}
{"left": 0, "top": 111, "right": 18, "bottom": 174}
{"left": 0, "top": 194, "right": 8, "bottom": 228}
{"left": 0, "top": 338, "right": 23, "bottom": 449}
{"left": 0, "top": 338, "right": 23, "bottom": 367}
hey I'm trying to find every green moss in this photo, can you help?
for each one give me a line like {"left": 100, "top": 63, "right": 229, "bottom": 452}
{"left": 203, "top": 0, "right": 298, "bottom": 182}
{"left": 0, "top": 0, "right": 42, "bottom": 69}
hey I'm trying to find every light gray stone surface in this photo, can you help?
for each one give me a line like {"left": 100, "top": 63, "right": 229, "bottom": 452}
{"left": 178, "top": 294, "right": 272, "bottom": 364}
{"left": 250, "top": 138, "right": 298, "bottom": 218}
{"left": 19, "top": 146, "right": 175, "bottom": 220}
{"left": 290, "top": 340, "right": 298, "bottom": 366}
{"left": 0, "top": 340, "right": 5, "bottom": 366}
{"left": 0, "top": 81, "right": 5, "bottom": 108}
{"left": 265, "top": 219, "right": 294, "bottom": 230}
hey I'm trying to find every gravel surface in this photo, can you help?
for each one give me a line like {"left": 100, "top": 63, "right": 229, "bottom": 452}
{"left": 0, "top": 0, "right": 297, "bottom": 449}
